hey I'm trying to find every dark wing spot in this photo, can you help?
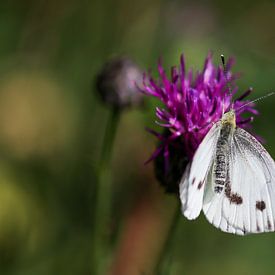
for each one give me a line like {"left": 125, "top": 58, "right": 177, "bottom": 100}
{"left": 226, "top": 220, "right": 229, "bottom": 231}
{"left": 230, "top": 194, "right": 243, "bottom": 205}
{"left": 192, "top": 178, "right": 196, "bottom": 185}
{"left": 267, "top": 219, "right": 272, "bottom": 230}
{"left": 256, "top": 201, "right": 266, "bottom": 211}
{"left": 197, "top": 181, "right": 203, "bottom": 190}
{"left": 225, "top": 182, "right": 243, "bottom": 205}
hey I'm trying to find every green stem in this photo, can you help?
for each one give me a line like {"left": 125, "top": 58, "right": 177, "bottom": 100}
{"left": 155, "top": 204, "right": 182, "bottom": 275}
{"left": 92, "top": 107, "right": 121, "bottom": 275}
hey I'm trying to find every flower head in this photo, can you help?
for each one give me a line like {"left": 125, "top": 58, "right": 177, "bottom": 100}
{"left": 141, "top": 53, "right": 258, "bottom": 192}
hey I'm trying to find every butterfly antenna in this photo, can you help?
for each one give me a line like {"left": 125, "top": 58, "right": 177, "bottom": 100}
{"left": 236, "top": 92, "right": 275, "bottom": 112}
{"left": 221, "top": 54, "right": 234, "bottom": 111}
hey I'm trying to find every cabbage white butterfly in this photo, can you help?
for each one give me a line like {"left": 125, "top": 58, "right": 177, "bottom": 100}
{"left": 180, "top": 56, "right": 275, "bottom": 235}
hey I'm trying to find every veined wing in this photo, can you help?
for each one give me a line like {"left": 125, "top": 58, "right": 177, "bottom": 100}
{"left": 180, "top": 122, "right": 220, "bottom": 220}
{"left": 203, "top": 127, "right": 275, "bottom": 235}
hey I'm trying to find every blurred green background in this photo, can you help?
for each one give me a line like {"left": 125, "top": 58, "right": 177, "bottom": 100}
{"left": 0, "top": 0, "right": 274, "bottom": 274}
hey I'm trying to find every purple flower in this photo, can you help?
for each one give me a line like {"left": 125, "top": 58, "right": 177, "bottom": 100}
{"left": 141, "top": 53, "right": 258, "bottom": 192}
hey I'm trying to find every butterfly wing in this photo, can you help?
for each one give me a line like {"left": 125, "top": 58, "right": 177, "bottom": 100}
{"left": 180, "top": 122, "right": 220, "bottom": 220}
{"left": 203, "top": 127, "right": 275, "bottom": 235}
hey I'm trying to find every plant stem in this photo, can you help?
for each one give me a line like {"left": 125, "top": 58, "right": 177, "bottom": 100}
{"left": 155, "top": 204, "right": 182, "bottom": 275}
{"left": 92, "top": 107, "right": 121, "bottom": 275}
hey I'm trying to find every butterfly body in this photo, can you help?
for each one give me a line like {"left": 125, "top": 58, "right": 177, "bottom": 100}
{"left": 180, "top": 110, "right": 275, "bottom": 235}
{"left": 213, "top": 111, "right": 235, "bottom": 193}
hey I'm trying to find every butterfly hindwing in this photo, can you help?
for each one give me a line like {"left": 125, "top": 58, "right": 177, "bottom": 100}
{"left": 203, "top": 137, "right": 247, "bottom": 235}
{"left": 229, "top": 127, "right": 275, "bottom": 233}
{"left": 203, "top": 127, "right": 275, "bottom": 235}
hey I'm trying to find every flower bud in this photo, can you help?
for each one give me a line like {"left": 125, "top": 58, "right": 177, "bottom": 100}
{"left": 96, "top": 57, "right": 143, "bottom": 109}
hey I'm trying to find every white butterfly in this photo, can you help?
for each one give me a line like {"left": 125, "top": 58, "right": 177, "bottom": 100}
{"left": 180, "top": 109, "right": 275, "bottom": 235}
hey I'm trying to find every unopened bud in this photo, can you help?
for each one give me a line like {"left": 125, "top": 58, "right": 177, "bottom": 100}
{"left": 96, "top": 57, "right": 143, "bottom": 109}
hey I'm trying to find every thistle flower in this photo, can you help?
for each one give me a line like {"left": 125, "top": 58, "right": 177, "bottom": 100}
{"left": 141, "top": 53, "right": 258, "bottom": 193}
{"left": 96, "top": 57, "right": 143, "bottom": 109}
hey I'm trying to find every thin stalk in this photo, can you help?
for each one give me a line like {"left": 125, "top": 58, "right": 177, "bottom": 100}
{"left": 155, "top": 204, "right": 182, "bottom": 275}
{"left": 92, "top": 107, "right": 121, "bottom": 275}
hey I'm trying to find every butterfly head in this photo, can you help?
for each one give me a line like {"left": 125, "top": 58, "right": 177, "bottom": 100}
{"left": 221, "top": 110, "right": 236, "bottom": 127}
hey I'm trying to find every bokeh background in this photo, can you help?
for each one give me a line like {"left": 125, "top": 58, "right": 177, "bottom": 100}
{"left": 0, "top": 0, "right": 274, "bottom": 274}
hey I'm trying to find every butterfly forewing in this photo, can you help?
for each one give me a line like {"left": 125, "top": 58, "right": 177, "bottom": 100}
{"left": 179, "top": 163, "right": 190, "bottom": 211}
{"left": 180, "top": 122, "right": 220, "bottom": 220}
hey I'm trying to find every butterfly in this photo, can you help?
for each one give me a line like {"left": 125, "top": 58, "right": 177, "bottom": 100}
{"left": 179, "top": 107, "right": 275, "bottom": 235}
